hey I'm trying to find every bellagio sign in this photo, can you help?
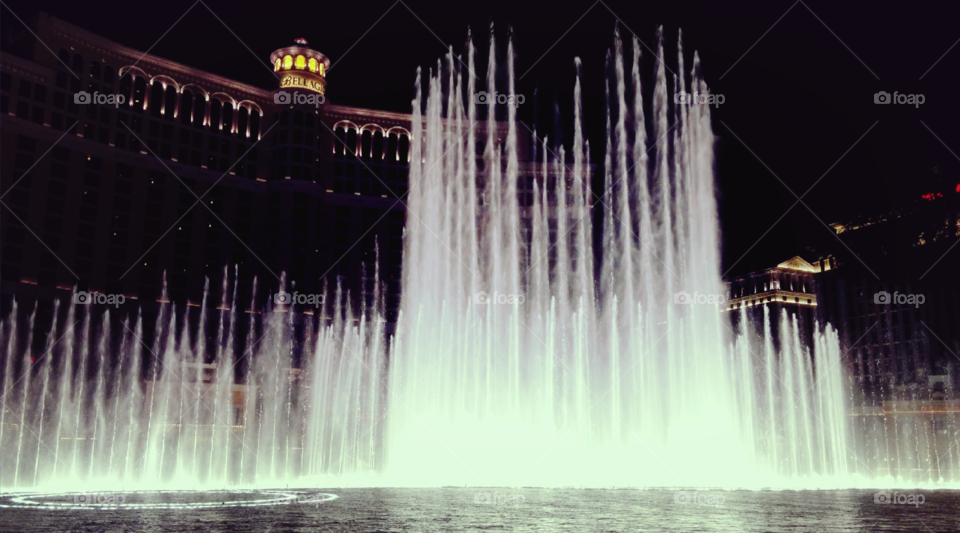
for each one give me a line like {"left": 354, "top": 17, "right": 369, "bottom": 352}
{"left": 279, "top": 72, "right": 325, "bottom": 95}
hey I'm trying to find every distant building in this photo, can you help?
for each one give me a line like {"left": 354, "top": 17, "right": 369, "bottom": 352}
{"left": 725, "top": 239, "right": 960, "bottom": 445}
{"left": 813, "top": 191, "right": 960, "bottom": 407}
{"left": 728, "top": 189, "right": 960, "bottom": 446}
{"left": 725, "top": 189, "right": 960, "bottom": 405}
{"left": 723, "top": 255, "right": 824, "bottom": 359}
{"left": 724, "top": 255, "right": 820, "bottom": 312}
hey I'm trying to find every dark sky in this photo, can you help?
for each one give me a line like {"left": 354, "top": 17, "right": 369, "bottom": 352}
{"left": 3, "top": 0, "right": 959, "bottom": 276}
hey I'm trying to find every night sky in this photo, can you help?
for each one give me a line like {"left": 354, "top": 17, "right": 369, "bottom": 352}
{"left": 3, "top": 0, "right": 959, "bottom": 276}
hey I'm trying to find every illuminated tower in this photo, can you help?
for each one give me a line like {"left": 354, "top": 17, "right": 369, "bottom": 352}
{"left": 270, "top": 38, "right": 330, "bottom": 100}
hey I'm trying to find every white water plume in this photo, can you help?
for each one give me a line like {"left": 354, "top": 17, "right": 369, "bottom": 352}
{"left": 2, "top": 27, "right": 956, "bottom": 492}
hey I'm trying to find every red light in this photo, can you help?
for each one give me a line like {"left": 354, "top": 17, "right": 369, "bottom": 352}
{"left": 956, "top": 184, "right": 960, "bottom": 193}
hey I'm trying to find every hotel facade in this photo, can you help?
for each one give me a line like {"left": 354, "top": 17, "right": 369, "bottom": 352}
{"left": 0, "top": 13, "right": 544, "bottom": 324}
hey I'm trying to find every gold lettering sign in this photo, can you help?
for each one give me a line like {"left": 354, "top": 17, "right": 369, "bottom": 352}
{"left": 279, "top": 73, "right": 325, "bottom": 95}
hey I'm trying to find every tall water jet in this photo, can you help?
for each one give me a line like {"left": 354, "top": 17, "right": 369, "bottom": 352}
{"left": 386, "top": 28, "right": 867, "bottom": 488}
{"left": 0, "top": 266, "right": 389, "bottom": 490}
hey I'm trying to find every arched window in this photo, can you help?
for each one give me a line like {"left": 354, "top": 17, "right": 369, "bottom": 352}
{"left": 335, "top": 127, "right": 346, "bottom": 158}
{"left": 318, "top": 63, "right": 325, "bottom": 77}
{"left": 133, "top": 77, "right": 146, "bottom": 112}
{"left": 192, "top": 94, "right": 205, "bottom": 127}
{"left": 295, "top": 55, "right": 306, "bottom": 70}
{"left": 274, "top": 58, "right": 281, "bottom": 71}
{"left": 283, "top": 55, "right": 293, "bottom": 69}
{"left": 308, "top": 58, "right": 318, "bottom": 72}
{"left": 71, "top": 54, "right": 85, "bottom": 76}
{"left": 89, "top": 61, "right": 101, "bottom": 80}
{"left": 238, "top": 107, "right": 249, "bottom": 138}
{"left": 372, "top": 132, "right": 384, "bottom": 162}
{"left": 220, "top": 102, "right": 233, "bottom": 133}
{"left": 58, "top": 48, "right": 70, "bottom": 65}
{"left": 180, "top": 90, "right": 194, "bottom": 125}
{"left": 209, "top": 99, "right": 221, "bottom": 132}
{"left": 119, "top": 76, "right": 133, "bottom": 105}
{"left": 103, "top": 66, "right": 115, "bottom": 85}
{"left": 361, "top": 130, "right": 372, "bottom": 159}
{"left": 149, "top": 81, "right": 164, "bottom": 117}
{"left": 164, "top": 85, "right": 178, "bottom": 119}
{"left": 398, "top": 135, "right": 409, "bottom": 163}
{"left": 346, "top": 129, "right": 358, "bottom": 158}
{"left": 387, "top": 133, "right": 398, "bottom": 162}
{"left": 250, "top": 110, "right": 261, "bottom": 140}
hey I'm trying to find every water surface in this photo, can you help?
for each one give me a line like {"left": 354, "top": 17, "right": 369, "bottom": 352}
{"left": 4, "top": 488, "right": 958, "bottom": 532}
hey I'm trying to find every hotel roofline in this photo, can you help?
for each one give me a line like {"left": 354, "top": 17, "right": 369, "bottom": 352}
{"left": 29, "top": 13, "right": 532, "bottom": 133}
{"left": 25, "top": 13, "right": 413, "bottom": 126}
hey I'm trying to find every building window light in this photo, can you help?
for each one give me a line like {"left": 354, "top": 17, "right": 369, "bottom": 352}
{"left": 308, "top": 58, "right": 318, "bottom": 73}
{"left": 274, "top": 58, "right": 281, "bottom": 71}
{"left": 283, "top": 55, "right": 293, "bottom": 70}
{"left": 295, "top": 55, "right": 306, "bottom": 70}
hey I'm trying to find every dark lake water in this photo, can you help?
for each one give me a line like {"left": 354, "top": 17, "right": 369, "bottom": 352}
{"left": 3, "top": 487, "right": 958, "bottom": 532}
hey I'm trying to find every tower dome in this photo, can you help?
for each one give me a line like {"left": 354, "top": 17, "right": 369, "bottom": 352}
{"left": 270, "top": 39, "right": 330, "bottom": 96}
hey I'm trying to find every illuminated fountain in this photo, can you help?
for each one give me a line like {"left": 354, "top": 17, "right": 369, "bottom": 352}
{"left": 1, "top": 27, "right": 957, "bottom": 493}
{"left": 0, "top": 271, "right": 387, "bottom": 490}
{"left": 386, "top": 26, "right": 861, "bottom": 487}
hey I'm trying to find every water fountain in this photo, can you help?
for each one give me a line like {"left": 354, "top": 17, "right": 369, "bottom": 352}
{"left": 386, "top": 26, "right": 857, "bottom": 488}
{"left": 0, "top": 268, "right": 387, "bottom": 490}
{"left": 1, "top": 27, "right": 956, "bottom": 493}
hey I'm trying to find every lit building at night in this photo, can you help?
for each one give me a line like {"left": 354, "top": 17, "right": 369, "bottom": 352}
{"left": 0, "top": 13, "right": 554, "bottom": 324}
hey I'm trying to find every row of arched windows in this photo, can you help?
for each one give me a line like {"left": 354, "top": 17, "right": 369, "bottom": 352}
{"left": 110, "top": 66, "right": 264, "bottom": 140}
{"left": 332, "top": 121, "right": 410, "bottom": 163}
{"left": 274, "top": 54, "right": 325, "bottom": 77}
{"left": 58, "top": 48, "right": 266, "bottom": 141}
